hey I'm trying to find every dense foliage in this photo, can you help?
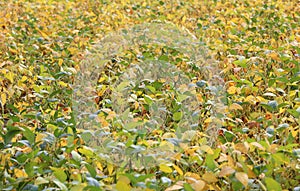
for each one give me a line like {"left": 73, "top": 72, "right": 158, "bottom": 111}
{"left": 0, "top": 0, "right": 299, "bottom": 190}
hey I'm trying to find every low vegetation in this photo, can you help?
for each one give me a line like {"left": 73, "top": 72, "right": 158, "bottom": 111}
{"left": 0, "top": 0, "right": 299, "bottom": 190}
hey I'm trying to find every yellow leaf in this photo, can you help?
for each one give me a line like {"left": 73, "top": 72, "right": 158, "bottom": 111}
{"left": 227, "top": 86, "right": 236, "bottom": 94}
{"left": 14, "top": 168, "right": 28, "bottom": 178}
{"left": 98, "top": 76, "right": 106, "bottom": 83}
{"left": 78, "top": 146, "right": 94, "bottom": 157}
{"left": 4, "top": 72, "right": 14, "bottom": 83}
{"left": 9, "top": 47, "right": 18, "bottom": 54}
{"left": 235, "top": 172, "right": 248, "bottom": 187}
{"left": 37, "top": 29, "right": 48, "bottom": 39}
{"left": 245, "top": 166, "right": 256, "bottom": 179}
{"left": 202, "top": 172, "right": 218, "bottom": 183}
{"left": 185, "top": 172, "right": 200, "bottom": 183}
{"left": 172, "top": 164, "right": 183, "bottom": 176}
{"left": 1, "top": 153, "right": 10, "bottom": 166}
{"left": 291, "top": 129, "right": 298, "bottom": 138}
{"left": 219, "top": 166, "right": 235, "bottom": 177}
{"left": 118, "top": 176, "right": 130, "bottom": 185}
{"left": 21, "top": 76, "right": 27, "bottom": 82}
{"left": 268, "top": 52, "right": 280, "bottom": 61}
{"left": 58, "top": 59, "right": 63, "bottom": 66}
{"left": 234, "top": 142, "right": 249, "bottom": 154}
{"left": 197, "top": 94, "right": 204, "bottom": 103}
{"left": 36, "top": 133, "right": 46, "bottom": 142}
{"left": 191, "top": 180, "right": 206, "bottom": 191}
{"left": 173, "top": 152, "right": 182, "bottom": 160}
{"left": 165, "top": 184, "right": 183, "bottom": 191}
{"left": 159, "top": 163, "right": 173, "bottom": 173}
{"left": 1, "top": 93, "right": 6, "bottom": 106}
{"left": 58, "top": 81, "right": 68, "bottom": 87}
{"left": 245, "top": 95, "right": 256, "bottom": 105}
{"left": 229, "top": 103, "right": 243, "bottom": 111}
{"left": 200, "top": 145, "right": 214, "bottom": 155}
{"left": 204, "top": 117, "right": 212, "bottom": 123}
{"left": 97, "top": 116, "right": 109, "bottom": 127}
{"left": 68, "top": 47, "right": 77, "bottom": 55}
{"left": 228, "top": 34, "right": 239, "bottom": 40}
{"left": 106, "top": 111, "right": 116, "bottom": 120}
{"left": 90, "top": 17, "right": 97, "bottom": 22}
{"left": 70, "top": 184, "right": 86, "bottom": 191}
{"left": 60, "top": 138, "right": 67, "bottom": 147}
{"left": 116, "top": 181, "right": 131, "bottom": 191}
{"left": 96, "top": 161, "right": 103, "bottom": 171}
{"left": 228, "top": 155, "right": 235, "bottom": 167}
{"left": 185, "top": 146, "right": 199, "bottom": 156}
{"left": 107, "top": 163, "right": 114, "bottom": 175}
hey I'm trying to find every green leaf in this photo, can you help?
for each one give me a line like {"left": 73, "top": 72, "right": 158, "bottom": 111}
{"left": 146, "top": 85, "right": 156, "bottom": 93}
{"left": 260, "top": 103, "right": 275, "bottom": 112}
{"left": 125, "top": 120, "right": 144, "bottom": 130}
{"left": 287, "top": 109, "right": 300, "bottom": 118}
{"left": 183, "top": 183, "right": 194, "bottom": 191}
{"left": 4, "top": 126, "right": 21, "bottom": 144}
{"left": 25, "top": 162, "right": 34, "bottom": 177}
{"left": 80, "top": 131, "right": 93, "bottom": 143}
{"left": 205, "top": 154, "right": 217, "bottom": 171}
{"left": 135, "top": 173, "right": 155, "bottom": 182}
{"left": 78, "top": 146, "right": 94, "bottom": 157}
{"left": 264, "top": 177, "right": 282, "bottom": 191}
{"left": 158, "top": 55, "right": 169, "bottom": 62}
{"left": 85, "top": 163, "right": 97, "bottom": 178}
{"left": 224, "top": 130, "right": 237, "bottom": 142}
{"left": 173, "top": 111, "right": 182, "bottom": 121}
{"left": 232, "top": 178, "right": 243, "bottom": 190}
{"left": 144, "top": 95, "right": 153, "bottom": 105}
{"left": 233, "top": 59, "right": 247, "bottom": 68}
{"left": 21, "top": 127, "right": 35, "bottom": 145}
{"left": 272, "top": 153, "right": 287, "bottom": 166}
{"left": 52, "top": 167, "right": 67, "bottom": 182}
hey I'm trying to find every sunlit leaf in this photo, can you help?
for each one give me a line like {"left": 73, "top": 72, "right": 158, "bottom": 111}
{"left": 235, "top": 172, "right": 248, "bottom": 187}
{"left": 264, "top": 177, "right": 282, "bottom": 191}
{"left": 160, "top": 164, "right": 173, "bottom": 173}
{"left": 219, "top": 166, "right": 235, "bottom": 177}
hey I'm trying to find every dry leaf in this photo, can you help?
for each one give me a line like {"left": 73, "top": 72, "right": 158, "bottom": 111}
{"left": 202, "top": 172, "right": 218, "bottom": 183}
{"left": 229, "top": 103, "right": 243, "bottom": 111}
{"left": 165, "top": 184, "right": 183, "bottom": 191}
{"left": 235, "top": 172, "right": 248, "bottom": 187}
{"left": 191, "top": 180, "right": 206, "bottom": 191}
{"left": 234, "top": 143, "right": 249, "bottom": 154}
{"left": 219, "top": 166, "right": 235, "bottom": 177}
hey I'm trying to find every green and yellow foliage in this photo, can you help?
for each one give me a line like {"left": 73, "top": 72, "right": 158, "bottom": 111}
{"left": 0, "top": 0, "right": 299, "bottom": 190}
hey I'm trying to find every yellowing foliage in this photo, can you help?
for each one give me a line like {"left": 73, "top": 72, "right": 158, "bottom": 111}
{"left": 0, "top": 0, "right": 299, "bottom": 190}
